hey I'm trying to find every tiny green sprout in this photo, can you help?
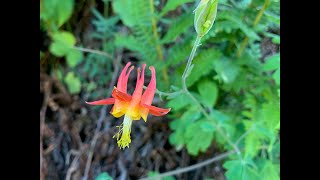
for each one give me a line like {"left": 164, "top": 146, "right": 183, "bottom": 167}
{"left": 194, "top": 0, "right": 219, "bottom": 37}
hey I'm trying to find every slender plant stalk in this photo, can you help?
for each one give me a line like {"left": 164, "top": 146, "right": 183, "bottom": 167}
{"left": 237, "top": 0, "right": 271, "bottom": 57}
{"left": 149, "top": 0, "right": 169, "bottom": 84}
{"left": 139, "top": 150, "right": 236, "bottom": 180}
{"left": 181, "top": 36, "right": 241, "bottom": 156}
{"left": 73, "top": 46, "right": 113, "bottom": 59}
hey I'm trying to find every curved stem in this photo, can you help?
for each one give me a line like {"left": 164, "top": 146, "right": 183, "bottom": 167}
{"left": 73, "top": 46, "right": 113, "bottom": 59}
{"left": 139, "top": 150, "right": 235, "bottom": 180}
{"left": 182, "top": 35, "right": 202, "bottom": 85}
{"left": 180, "top": 36, "right": 241, "bottom": 156}
{"left": 237, "top": 0, "right": 271, "bottom": 57}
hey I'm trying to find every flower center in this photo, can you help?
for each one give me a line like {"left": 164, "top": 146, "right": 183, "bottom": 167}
{"left": 113, "top": 114, "right": 133, "bottom": 149}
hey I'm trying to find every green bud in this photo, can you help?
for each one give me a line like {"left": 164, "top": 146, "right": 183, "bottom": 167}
{"left": 194, "top": 0, "right": 219, "bottom": 37}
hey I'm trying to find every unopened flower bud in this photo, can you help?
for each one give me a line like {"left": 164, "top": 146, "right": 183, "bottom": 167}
{"left": 194, "top": 0, "right": 218, "bottom": 37}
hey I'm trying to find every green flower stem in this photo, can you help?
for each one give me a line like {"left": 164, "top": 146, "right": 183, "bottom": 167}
{"left": 181, "top": 36, "right": 241, "bottom": 156}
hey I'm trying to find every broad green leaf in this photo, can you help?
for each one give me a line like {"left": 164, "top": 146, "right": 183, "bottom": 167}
{"left": 213, "top": 59, "right": 240, "bottom": 84}
{"left": 259, "top": 160, "right": 280, "bottom": 180}
{"left": 64, "top": 72, "right": 81, "bottom": 94}
{"left": 185, "top": 120, "right": 214, "bottom": 155}
{"left": 160, "top": 0, "right": 194, "bottom": 17}
{"left": 167, "top": 93, "right": 193, "bottom": 111}
{"left": 223, "top": 160, "right": 260, "bottom": 180}
{"left": 169, "top": 107, "right": 201, "bottom": 148}
{"left": 263, "top": 53, "right": 280, "bottom": 71}
{"left": 49, "top": 31, "right": 76, "bottom": 57}
{"left": 95, "top": 172, "right": 113, "bottom": 180}
{"left": 197, "top": 79, "right": 218, "bottom": 107}
{"left": 113, "top": 0, "right": 153, "bottom": 27}
{"left": 66, "top": 49, "right": 83, "bottom": 68}
{"left": 200, "top": 121, "right": 215, "bottom": 133}
{"left": 40, "top": 0, "right": 74, "bottom": 28}
{"left": 112, "top": 0, "right": 136, "bottom": 27}
{"left": 56, "top": 0, "right": 74, "bottom": 27}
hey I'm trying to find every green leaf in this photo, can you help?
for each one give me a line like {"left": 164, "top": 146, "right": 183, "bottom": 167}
{"left": 49, "top": 31, "right": 76, "bottom": 57}
{"left": 95, "top": 172, "right": 113, "bottom": 180}
{"left": 259, "top": 160, "right": 280, "bottom": 180}
{"left": 213, "top": 58, "right": 240, "bottom": 84}
{"left": 262, "top": 101, "right": 280, "bottom": 133}
{"left": 263, "top": 53, "right": 280, "bottom": 71}
{"left": 244, "top": 132, "right": 261, "bottom": 158}
{"left": 197, "top": 79, "right": 218, "bottom": 107}
{"left": 56, "top": 0, "right": 74, "bottom": 27}
{"left": 113, "top": 0, "right": 154, "bottom": 28}
{"left": 218, "top": 11, "right": 260, "bottom": 40}
{"left": 232, "top": 0, "right": 252, "bottom": 9}
{"left": 115, "top": 34, "right": 143, "bottom": 54}
{"left": 273, "top": 68, "right": 280, "bottom": 85}
{"left": 223, "top": 160, "right": 260, "bottom": 180}
{"left": 40, "top": 0, "right": 74, "bottom": 28}
{"left": 64, "top": 72, "right": 81, "bottom": 94}
{"left": 185, "top": 120, "right": 214, "bottom": 155}
{"left": 66, "top": 49, "right": 83, "bottom": 68}
{"left": 112, "top": 0, "right": 136, "bottom": 27}
{"left": 160, "top": 0, "right": 194, "bottom": 17}
{"left": 169, "top": 107, "right": 201, "bottom": 149}
{"left": 265, "top": 32, "right": 280, "bottom": 44}
{"left": 167, "top": 93, "right": 193, "bottom": 111}
{"left": 161, "top": 13, "right": 193, "bottom": 44}
{"left": 200, "top": 121, "right": 215, "bottom": 133}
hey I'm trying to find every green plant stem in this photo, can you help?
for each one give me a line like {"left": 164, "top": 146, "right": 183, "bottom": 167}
{"left": 182, "top": 36, "right": 202, "bottom": 84}
{"left": 236, "top": 0, "right": 271, "bottom": 57}
{"left": 73, "top": 46, "right": 113, "bottom": 59}
{"left": 149, "top": 0, "right": 169, "bottom": 85}
{"left": 139, "top": 150, "right": 236, "bottom": 180}
{"left": 181, "top": 36, "right": 241, "bottom": 156}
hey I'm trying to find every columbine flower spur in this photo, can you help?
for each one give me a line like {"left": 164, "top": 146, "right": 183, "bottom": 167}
{"left": 86, "top": 62, "right": 171, "bottom": 149}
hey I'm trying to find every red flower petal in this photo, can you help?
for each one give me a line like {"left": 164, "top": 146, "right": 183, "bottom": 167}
{"left": 85, "top": 98, "right": 115, "bottom": 105}
{"left": 111, "top": 87, "right": 132, "bottom": 102}
{"left": 116, "top": 62, "right": 134, "bottom": 93}
{"left": 140, "top": 103, "right": 171, "bottom": 116}
{"left": 141, "top": 66, "right": 156, "bottom": 105}
{"left": 128, "top": 64, "right": 146, "bottom": 109}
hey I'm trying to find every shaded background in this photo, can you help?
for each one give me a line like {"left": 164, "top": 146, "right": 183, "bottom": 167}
{"left": 40, "top": 0, "right": 280, "bottom": 179}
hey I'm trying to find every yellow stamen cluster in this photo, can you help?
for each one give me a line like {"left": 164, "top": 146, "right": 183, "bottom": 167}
{"left": 112, "top": 114, "right": 133, "bottom": 149}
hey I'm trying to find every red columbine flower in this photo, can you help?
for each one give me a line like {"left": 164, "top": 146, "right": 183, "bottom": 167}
{"left": 86, "top": 62, "right": 171, "bottom": 149}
